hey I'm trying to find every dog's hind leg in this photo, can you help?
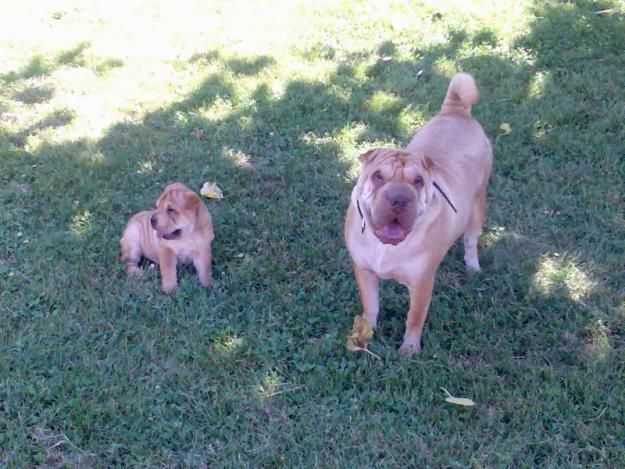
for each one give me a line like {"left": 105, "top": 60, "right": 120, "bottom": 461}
{"left": 463, "top": 189, "right": 486, "bottom": 272}
{"left": 120, "top": 225, "right": 143, "bottom": 276}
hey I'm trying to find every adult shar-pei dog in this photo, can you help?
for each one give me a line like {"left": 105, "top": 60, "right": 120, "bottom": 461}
{"left": 344, "top": 73, "right": 492, "bottom": 357}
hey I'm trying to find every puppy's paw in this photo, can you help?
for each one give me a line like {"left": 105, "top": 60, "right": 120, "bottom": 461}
{"left": 125, "top": 265, "right": 143, "bottom": 277}
{"left": 161, "top": 281, "right": 178, "bottom": 294}
{"left": 398, "top": 340, "right": 421, "bottom": 358}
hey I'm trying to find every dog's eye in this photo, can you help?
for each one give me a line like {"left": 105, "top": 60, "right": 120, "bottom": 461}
{"left": 413, "top": 176, "right": 423, "bottom": 186}
{"left": 166, "top": 207, "right": 175, "bottom": 214}
{"left": 372, "top": 171, "right": 384, "bottom": 184}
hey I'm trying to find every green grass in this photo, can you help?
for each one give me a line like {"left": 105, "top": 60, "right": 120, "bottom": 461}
{"left": 1, "top": 0, "right": 624, "bottom": 466}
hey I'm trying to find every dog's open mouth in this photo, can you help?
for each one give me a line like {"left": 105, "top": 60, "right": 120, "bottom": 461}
{"left": 374, "top": 219, "right": 408, "bottom": 245}
{"left": 161, "top": 229, "right": 182, "bottom": 240}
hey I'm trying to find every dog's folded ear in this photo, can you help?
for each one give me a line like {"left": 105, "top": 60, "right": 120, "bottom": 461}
{"left": 155, "top": 190, "right": 168, "bottom": 208}
{"left": 184, "top": 192, "right": 200, "bottom": 210}
{"left": 156, "top": 183, "right": 179, "bottom": 207}
{"left": 422, "top": 155, "right": 435, "bottom": 171}
{"left": 359, "top": 148, "right": 381, "bottom": 164}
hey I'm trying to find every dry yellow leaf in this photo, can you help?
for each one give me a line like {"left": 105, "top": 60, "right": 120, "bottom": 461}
{"left": 441, "top": 387, "right": 475, "bottom": 407}
{"left": 200, "top": 182, "right": 223, "bottom": 199}
{"left": 499, "top": 123, "right": 512, "bottom": 135}
{"left": 596, "top": 8, "right": 619, "bottom": 16}
{"left": 346, "top": 315, "right": 374, "bottom": 351}
{"left": 445, "top": 396, "right": 476, "bottom": 406}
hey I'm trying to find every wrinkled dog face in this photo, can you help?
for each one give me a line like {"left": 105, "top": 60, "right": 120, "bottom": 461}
{"left": 151, "top": 183, "right": 200, "bottom": 240}
{"left": 358, "top": 148, "right": 434, "bottom": 245}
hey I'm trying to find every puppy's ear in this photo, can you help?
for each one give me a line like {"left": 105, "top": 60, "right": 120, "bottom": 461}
{"left": 156, "top": 188, "right": 171, "bottom": 208}
{"left": 359, "top": 148, "right": 381, "bottom": 164}
{"left": 184, "top": 192, "right": 200, "bottom": 210}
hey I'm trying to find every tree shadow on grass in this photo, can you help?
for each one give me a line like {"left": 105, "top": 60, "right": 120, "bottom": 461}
{"left": 9, "top": 108, "right": 76, "bottom": 147}
{"left": 11, "top": 83, "right": 55, "bottom": 104}
{"left": 1, "top": 0, "right": 624, "bottom": 465}
{"left": 0, "top": 41, "right": 123, "bottom": 101}
{"left": 1, "top": 42, "right": 92, "bottom": 86}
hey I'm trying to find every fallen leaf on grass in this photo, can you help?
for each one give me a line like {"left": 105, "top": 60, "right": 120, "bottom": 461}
{"left": 200, "top": 182, "right": 223, "bottom": 199}
{"left": 595, "top": 8, "right": 619, "bottom": 16}
{"left": 441, "top": 387, "right": 475, "bottom": 407}
{"left": 445, "top": 396, "right": 475, "bottom": 406}
{"left": 499, "top": 122, "right": 512, "bottom": 135}
{"left": 346, "top": 315, "right": 374, "bottom": 352}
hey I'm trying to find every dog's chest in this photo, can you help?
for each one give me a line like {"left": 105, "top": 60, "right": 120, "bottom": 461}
{"left": 168, "top": 242, "right": 199, "bottom": 265}
{"left": 176, "top": 248, "right": 197, "bottom": 265}
{"left": 356, "top": 238, "right": 424, "bottom": 282}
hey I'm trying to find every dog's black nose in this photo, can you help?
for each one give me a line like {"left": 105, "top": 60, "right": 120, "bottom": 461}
{"left": 150, "top": 215, "right": 157, "bottom": 228}
{"left": 386, "top": 191, "right": 412, "bottom": 211}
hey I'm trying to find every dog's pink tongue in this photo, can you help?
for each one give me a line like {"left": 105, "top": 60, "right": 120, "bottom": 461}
{"left": 381, "top": 221, "right": 404, "bottom": 239}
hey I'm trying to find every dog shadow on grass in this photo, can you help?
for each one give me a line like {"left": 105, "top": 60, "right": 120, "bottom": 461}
{"left": 0, "top": 0, "right": 623, "bottom": 465}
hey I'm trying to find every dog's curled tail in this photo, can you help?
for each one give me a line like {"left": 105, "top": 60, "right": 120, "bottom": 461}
{"left": 440, "top": 73, "right": 479, "bottom": 116}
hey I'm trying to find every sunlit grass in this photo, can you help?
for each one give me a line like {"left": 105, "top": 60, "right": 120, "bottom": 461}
{"left": 397, "top": 105, "right": 427, "bottom": 138}
{"left": 527, "top": 70, "right": 552, "bottom": 99}
{"left": 256, "top": 370, "right": 302, "bottom": 400}
{"left": 532, "top": 255, "right": 597, "bottom": 303}
{"left": 70, "top": 209, "right": 93, "bottom": 238}
{"left": 222, "top": 147, "right": 252, "bottom": 168}
{"left": 366, "top": 91, "right": 402, "bottom": 114}
{"left": 136, "top": 160, "right": 156, "bottom": 175}
{"left": 586, "top": 319, "right": 612, "bottom": 362}
{"left": 213, "top": 335, "right": 245, "bottom": 356}
{"left": 0, "top": 0, "right": 536, "bottom": 152}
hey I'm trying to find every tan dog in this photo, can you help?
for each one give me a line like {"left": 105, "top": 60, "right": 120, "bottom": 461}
{"left": 120, "top": 183, "right": 215, "bottom": 294}
{"left": 345, "top": 73, "right": 492, "bottom": 356}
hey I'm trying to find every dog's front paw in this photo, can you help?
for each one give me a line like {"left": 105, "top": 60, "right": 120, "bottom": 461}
{"left": 464, "top": 253, "right": 481, "bottom": 272}
{"left": 199, "top": 275, "right": 214, "bottom": 289}
{"left": 125, "top": 265, "right": 142, "bottom": 277}
{"left": 161, "top": 281, "right": 178, "bottom": 294}
{"left": 398, "top": 340, "right": 421, "bottom": 357}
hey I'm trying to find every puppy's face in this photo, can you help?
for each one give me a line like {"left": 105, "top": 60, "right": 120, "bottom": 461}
{"left": 151, "top": 183, "right": 200, "bottom": 240}
{"left": 357, "top": 148, "right": 434, "bottom": 245}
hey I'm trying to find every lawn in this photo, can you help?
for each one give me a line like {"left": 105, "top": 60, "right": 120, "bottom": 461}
{"left": 1, "top": 0, "right": 624, "bottom": 466}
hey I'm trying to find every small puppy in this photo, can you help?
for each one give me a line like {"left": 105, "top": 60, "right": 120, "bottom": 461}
{"left": 120, "top": 183, "right": 215, "bottom": 294}
{"left": 344, "top": 73, "right": 493, "bottom": 356}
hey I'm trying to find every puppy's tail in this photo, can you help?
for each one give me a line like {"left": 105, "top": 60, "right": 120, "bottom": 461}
{"left": 440, "top": 73, "right": 479, "bottom": 116}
